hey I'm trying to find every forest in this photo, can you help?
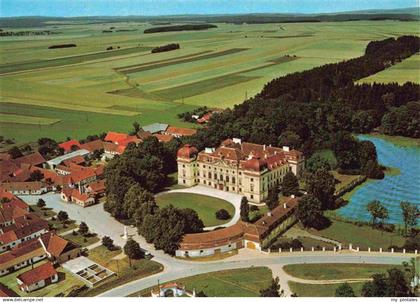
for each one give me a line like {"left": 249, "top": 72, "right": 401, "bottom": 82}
{"left": 144, "top": 24, "right": 217, "bottom": 34}
{"left": 185, "top": 36, "right": 419, "bottom": 152}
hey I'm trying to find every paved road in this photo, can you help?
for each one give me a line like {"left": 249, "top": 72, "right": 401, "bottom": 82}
{"left": 100, "top": 250, "right": 413, "bottom": 297}
{"left": 157, "top": 185, "right": 243, "bottom": 231}
{"left": 20, "top": 193, "right": 417, "bottom": 297}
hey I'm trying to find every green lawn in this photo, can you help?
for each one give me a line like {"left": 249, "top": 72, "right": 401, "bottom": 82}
{"left": 0, "top": 113, "right": 61, "bottom": 125}
{"left": 0, "top": 260, "right": 84, "bottom": 297}
{"left": 270, "top": 236, "right": 336, "bottom": 250}
{"left": 283, "top": 263, "right": 401, "bottom": 280}
{"left": 309, "top": 219, "right": 405, "bottom": 249}
{"left": 30, "top": 205, "right": 56, "bottom": 219}
{"left": 49, "top": 219, "right": 78, "bottom": 234}
{"left": 130, "top": 267, "right": 273, "bottom": 297}
{"left": 289, "top": 281, "right": 365, "bottom": 297}
{"left": 156, "top": 192, "right": 235, "bottom": 227}
{"left": 63, "top": 232, "right": 100, "bottom": 247}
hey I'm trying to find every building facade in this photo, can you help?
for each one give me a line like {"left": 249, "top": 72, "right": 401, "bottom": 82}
{"left": 177, "top": 138, "right": 305, "bottom": 203}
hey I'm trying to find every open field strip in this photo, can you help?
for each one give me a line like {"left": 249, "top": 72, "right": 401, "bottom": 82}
{"left": 0, "top": 112, "right": 61, "bottom": 125}
{"left": 358, "top": 54, "right": 420, "bottom": 84}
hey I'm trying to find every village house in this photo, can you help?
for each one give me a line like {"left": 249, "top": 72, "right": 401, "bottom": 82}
{"left": 16, "top": 262, "right": 58, "bottom": 293}
{"left": 61, "top": 188, "right": 95, "bottom": 207}
{"left": 59, "top": 139, "right": 81, "bottom": 153}
{"left": 164, "top": 126, "right": 197, "bottom": 138}
{"left": 176, "top": 197, "right": 299, "bottom": 258}
{"left": 46, "top": 149, "right": 90, "bottom": 170}
{"left": 1, "top": 181, "right": 48, "bottom": 195}
{"left": 141, "top": 123, "right": 168, "bottom": 134}
{"left": 177, "top": 138, "right": 305, "bottom": 203}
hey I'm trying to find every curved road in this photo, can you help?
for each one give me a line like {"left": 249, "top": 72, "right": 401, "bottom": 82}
{"left": 19, "top": 194, "right": 416, "bottom": 297}
{"left": 100, "top": 250, "right": 414, "bottom": 297}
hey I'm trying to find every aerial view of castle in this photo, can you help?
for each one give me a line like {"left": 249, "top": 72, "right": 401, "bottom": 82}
{"left": 0, "top": 0, "right": 419, "bottom": 300}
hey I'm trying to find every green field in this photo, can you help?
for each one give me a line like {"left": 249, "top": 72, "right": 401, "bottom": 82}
{"left": 0, "top": 20, "right": 419, "bottom": 145}
{"left": 283, "top": 263, "right": 401, "bottom": 280}
{"left": 289, "top": 281, "right": 365, "bottom": 297}
{"left": 359, "top": 54, "right": 420, "bottom": 84}
{"left": 309, "top": 219, "right": 405, "bottom": 249}
{"left": 156, "top": 192, "right": 235, "bottom": 227}
{"left": 131, "top": 267, "right": 273, "bottom": 297}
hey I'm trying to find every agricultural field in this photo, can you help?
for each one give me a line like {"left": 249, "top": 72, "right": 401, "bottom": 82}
{"left": 359, "top": 54, "right": 420, "bottom": 84}
{"left": 0, "top": 20, "right": 419, "bottom": 145}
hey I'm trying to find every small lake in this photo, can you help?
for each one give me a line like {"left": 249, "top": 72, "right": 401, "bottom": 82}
{"left": 337, "top": 135, "right": 420, "bottom": 224}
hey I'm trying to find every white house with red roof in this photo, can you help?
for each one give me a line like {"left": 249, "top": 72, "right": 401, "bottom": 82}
{"left": 16, "top": 262, "right": 58, "bottom": 292}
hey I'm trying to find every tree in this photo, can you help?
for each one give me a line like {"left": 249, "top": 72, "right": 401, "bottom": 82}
{"left": 29, "top": 170, "right": 44, "bottom": 181}
{"left": 37, "top": 198, "right": 46, "bottom": 209}
{"left": 386, "top": 268, "right": 412, "bottom": 297}
{"left": 133, "top": 122, "right": 140, "bottom": 133}
{"left": 305, "top": 168, "right": 335, "bottom": 209}
{"left": 282, "top": 171, "right": 299, "bottom": 196}
{"left": 400, "top": 201, "right": 418, "bottom": 236}
{"left": 8, "top": 146, "right": 22, "bottom": 159}
{"left": 215, "top": 209, "right": 231, "bottom": 220}
{"left": 367, "top": 200, "right": 388, "bottom": 227}
{"left": 278, "top": 130, "right": 301, "bottom": 149}
{"left": 123, "top": 184, "right": 156, "bottom": 219}
{"left": 296, "top": 194, "right": 323, "bottom": 228}
{"left": 306, "top": 154, "right": 331, "bottom": 173}
{"left": 240, "top": 197, "right": 249, "bottom": 222}
{"left": 260, "top": 277, "right": 284, "bottom": 297}
{"left": 195, "top": 290, "right": 207, "bottom": 297}
{"left": 102, "top": 236, "right": 114, "bottom": 250}
{"left": 335, "top": 283, "right": 355, "bottom": 297}
{"left": 124, "top": 239, "right": 143, "bottom": 267}
{"left": 361, "top": 273, "right": 388, "bottom": 297}
{"left": 266, "top": 187, "right": 279, "bottom": 210}
{"left": 79, "top": 222, "right": 89, "bottom": 236}
{"left": 57, "top": 211, "right": 69, "bottom": 222}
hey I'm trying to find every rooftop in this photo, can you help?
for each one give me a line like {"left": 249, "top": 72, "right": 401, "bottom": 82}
{"left": 47, "top": 149, "right": 90, "bottom": 167}
{"left": 142, "top": 123, "right": 168, "bottom": 134}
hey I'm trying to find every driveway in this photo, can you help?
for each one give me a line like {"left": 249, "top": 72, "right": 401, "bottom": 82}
{"left": 159, "top": 185, "right": 243, "bottom": 231}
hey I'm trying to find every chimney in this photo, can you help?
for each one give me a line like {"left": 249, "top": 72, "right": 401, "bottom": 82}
{"left": 291, "top": 194, "right": 295, "bottom": 198}
{"left": 283, "top": 202, "right": 287, "bottom": 209}
{"left": 283, "top": 146, "right": 290, "bottom": 152}
{"left": 267, "top": 212, "right": 272, "bottom": 217}
{"left": 263, "top": 144, "right": 266, "bottom": 150}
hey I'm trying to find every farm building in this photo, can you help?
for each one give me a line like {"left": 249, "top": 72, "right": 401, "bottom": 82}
{"left": 16, "top": 262, "right": 58, "bottom": 293}
{"left": 176, "top": 197, "right": 299, "bottom": 258}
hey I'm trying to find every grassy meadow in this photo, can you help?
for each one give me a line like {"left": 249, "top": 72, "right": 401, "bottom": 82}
{"left": 0, "top": 20, "right": 419, "bottom": 145}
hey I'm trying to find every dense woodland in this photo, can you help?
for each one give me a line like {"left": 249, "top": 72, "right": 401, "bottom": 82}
{"left": 151, "top": 43, "right": 180, "bottom": 53}
{"left": 184, "top": 36, "right": 419, "bottom": 161}
{"left": 144, "top": 24, "right": 217, "bottom": 34}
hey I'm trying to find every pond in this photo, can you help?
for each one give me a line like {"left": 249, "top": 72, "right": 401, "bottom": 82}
{"left": 337, "top": 135, "right": 420, "bottom": 224}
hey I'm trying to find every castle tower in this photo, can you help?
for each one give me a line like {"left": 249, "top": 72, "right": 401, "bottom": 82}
{"left": 177, "top": 144, "right": 198, "bottom": 187}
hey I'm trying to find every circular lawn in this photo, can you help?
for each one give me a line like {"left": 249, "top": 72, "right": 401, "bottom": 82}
{"left": 155, "top": 192, "right": 235, "bottom": 227}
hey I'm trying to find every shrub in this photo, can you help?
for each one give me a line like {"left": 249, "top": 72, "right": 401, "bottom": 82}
{"left": 215, "top": 209, "right": 231, "bottom": 220}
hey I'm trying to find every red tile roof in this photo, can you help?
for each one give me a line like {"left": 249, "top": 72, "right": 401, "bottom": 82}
{"left": 177, "top": 144, "right": 198, "bottom": 159}
{"left": 68, "top": 167, "right": 96, "bottom": 184}
{"left": 59, "top": 140, "right": 81, "bottom": 152}
{"left": 1, "top": 181, "right": 44, "bottom": 192}
{"left": 79, "top": 139, "right": 104, "bottom": 152}
{"left": 87, "top": 180, "right": 106, "bottom": 194}
{"left": 104, "top": 132, "right": 129, "bottom": 144}
{"left": 14, "top": 152, "right": 45, "bottom": 167}
{"left": 166, "top": 126, "right": 197, "bottom": 137}
{"left": 153, "top": 134, "right": 173, "bottom": 143}
{"left": 17, "top": 262, "right": 57, "bottom": 286}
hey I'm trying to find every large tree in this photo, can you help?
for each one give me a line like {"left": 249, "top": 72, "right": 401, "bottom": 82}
{"left": 335, "top": 283, "right": 355, "bottom": 297}
{"left": 400, "top": 201, "right": 418, "bottom": 236}
{"left": 8, "top": 146, "right": 22, "bottom": 159}
{"left": 139, "top": 205, "right": 203, "bottom": 255}
{"left": 367, "top": 200, "right": 388, "bottom": 227}
{"left": 296, "top": 194, "right": 323, "bottom": 228}
{"left": 281, "top": 171, "right": 299, "bottom": 196}
{"left": 260, "top": 277, "right": 284, "bottom": 297}
{"left": 79, "top": 222, "right": 89, "bottom": 237}
{"left": 240, "top": 197, "right": 249, "bottom": 222}
{"left": 305, "top": 168, "right": 335, "bottom": 209}
{"left": 124, "top": 239, "right": 144, "bottom": 267}
{"left": 266, "top": 187, "right": 280, "bottom": 210}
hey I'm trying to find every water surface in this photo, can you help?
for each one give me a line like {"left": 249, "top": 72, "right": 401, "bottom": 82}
{"left": 337, "top": 135, "right": 420, "bottom": 224}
